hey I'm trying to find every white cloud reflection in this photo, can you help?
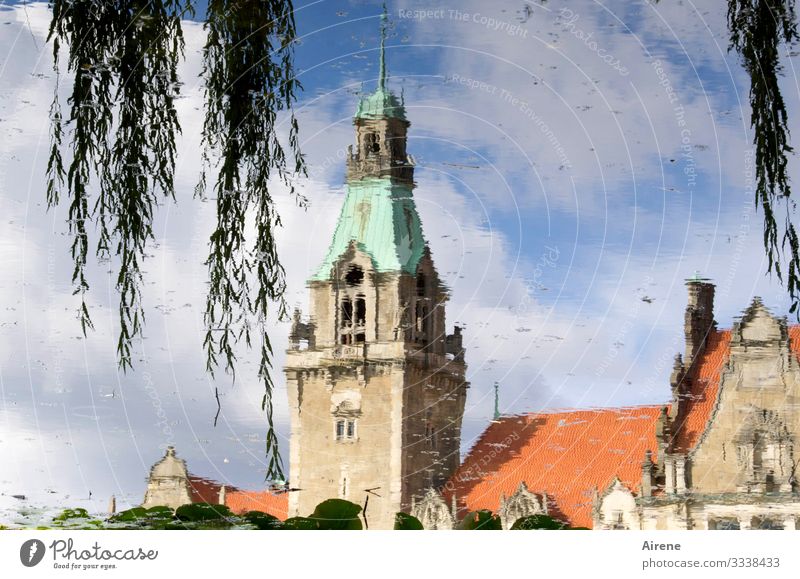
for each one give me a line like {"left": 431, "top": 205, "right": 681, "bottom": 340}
{"left": 0, "top": 0, "right": 798, "bottom": 518}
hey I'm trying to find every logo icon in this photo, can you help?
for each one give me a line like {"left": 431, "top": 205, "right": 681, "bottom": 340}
{"left": 19, "top": 539, "right": 46, "bottom": 567}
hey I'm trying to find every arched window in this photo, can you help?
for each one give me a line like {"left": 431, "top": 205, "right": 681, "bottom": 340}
{"left": 415, "top": 301, "right": 428, "bottom": 341}
{"left": 416, "top": 273, "right": 426, "bottom": 297}
{"left": 340, "top": 297, "right": 353, "bottom": 345}
{"left": 365, "top": 132, "right": 380, "bottom": 154}
{"left": 354, "top": 295, "right": 366, "bottom": 343}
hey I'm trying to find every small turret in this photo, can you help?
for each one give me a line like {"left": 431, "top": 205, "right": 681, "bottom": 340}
{"left": 142, "top": 446, "right": 193, "bottom": 509}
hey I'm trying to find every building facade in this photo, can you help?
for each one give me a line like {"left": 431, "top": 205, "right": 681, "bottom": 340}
{"left": 140, "top": 17, "right": 800, "bottom": 532}
{"left": 446, "top": 280, "right": 800, "bottom": 530}
{"left": 283, "top": 16, "right": 468, "bottom": 530}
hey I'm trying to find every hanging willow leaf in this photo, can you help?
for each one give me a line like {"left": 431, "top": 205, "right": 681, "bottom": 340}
{"left": 47, "top": 0, "right": 189, "bottom": 367}
{"left": 198, "top": 0, "right": 307, "bottom": 481}
{"left": 46, "top": 0, "right": 305, "bottom": 480}
{"left": 727, "top": 0, "right": 799, "bottom": 311}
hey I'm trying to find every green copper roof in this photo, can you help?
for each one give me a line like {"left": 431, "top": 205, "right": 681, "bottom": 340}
{"left": 312, "top": 177, "right": 426, "bottom": 281}
{"left": 355, "top": 89, "right": 407, "bottom": 121}
{"left": 354, "top": 5, "right": 407, "bottom": 121}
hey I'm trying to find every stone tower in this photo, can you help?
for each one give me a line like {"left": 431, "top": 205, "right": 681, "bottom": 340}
{"left": 284, "top": 12, "right": 468, "bottom": 530}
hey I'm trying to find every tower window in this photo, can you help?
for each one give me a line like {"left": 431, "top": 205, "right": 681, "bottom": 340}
{"left": 425, "top": 421, "right": 437, "bottom": 449}
{"left": 335, "top": 419, "right": 357, "bottom": 441}
{"left": 416, "top": 273, "right": 426, "bottom": 297}
{"left": 341, "top": 298, "right": 353, "bottom": 327}
{"left": 415, "top": 301, "right": 428, "bottom": 341}
{"left": 345, "top": 265, "right": 364, "bottom": 286}
{"left": 355, "top": 296, "right": 366, "bottom": 325}
{"left": 365, "top": 132, "right": 380, "bottom": 154}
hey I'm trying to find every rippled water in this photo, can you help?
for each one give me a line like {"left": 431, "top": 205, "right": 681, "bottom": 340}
{"left": 2, "top": 0, "right": 798, "bottom": 523}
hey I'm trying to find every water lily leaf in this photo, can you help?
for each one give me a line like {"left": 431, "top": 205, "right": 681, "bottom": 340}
{"left": 510, "top": 515, "right": 569, "bottom": 530}
{"left": 244, "top": 510, "right": 283, "bottom": 530}
{"left": 308, "top": 499, "right": 362, "bottom": 530}
{"left": 175, "top": 503, "right": 232, "bottom": 522}
{"left": 456, "top": 510, "right": 502, "bottom": 530}
{"left": 282, "top": 516, "right": 319, "bottom": 530}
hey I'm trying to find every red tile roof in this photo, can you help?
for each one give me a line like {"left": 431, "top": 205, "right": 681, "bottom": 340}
{"left": 671, "top": 330, "right": 731, "bottom": 452}
{"left": 187, "top": 475, "right": 287, "bottom": 520}
{"left": 187, "top": 475, "right": 233, "bottom": 505}
{"left": 446, "top": 406, "right": 664, "bottom": 528}
{"left": 448, "top": 325, "right": 800, "bottom": 528}
{"left": 225, "top": 490, "right": 288, "bottom": 520}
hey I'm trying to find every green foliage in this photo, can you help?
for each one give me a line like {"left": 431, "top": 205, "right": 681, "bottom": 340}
{"left": 108, "top": 506, "right": 175, "bottom": 529}
{"left": 8, "top": 500, "right": 587, "bottom": 530}
{"left": 46, "top": 0, "right": 305, "bottom": 481}
{"left": 307, "top": 499, "right": 363, "bottom": 530}
{"left": 53, "top": 508, "right": 90, "bottom": 521}
{"left": 175, "top": 502, "right": 233, "bottom": 522}
{"left": 394, "top": 512, "right": 424, "bottom": 530}
{"left": 727, "top": 0, "right": 800, "bottom": 313}
{"left": 456, "top": 510, "right": 502, "bottom": 530}
{"left": 47, "top": 0, "right": 189, "bottom": 367}
{"left": 198, "top": 0, "right": 307, "bottom": 479}
{"left": 51, "top": 508, "right": 104, "bottom": 529}
{"left": 510, "top": 514, "right": 569, "bottom": 530}
{"left": 243, "top": 510, "right": 283, "bottom": 530}
{"left": 282, "top": 516, "right": 320, "bottom": 530}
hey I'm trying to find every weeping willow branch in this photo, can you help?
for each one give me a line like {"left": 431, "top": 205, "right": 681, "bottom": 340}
{"left": 46, "top": 0, "right": 306, "bottom": 480}
{"left": 47, "top": 0, "right": 188, "bottom": 367}
{"left": 728, "top": 0, "right": 800, "bottom": 312}
{"left": 198, "top": 0, "right": 307, "bottom": 481}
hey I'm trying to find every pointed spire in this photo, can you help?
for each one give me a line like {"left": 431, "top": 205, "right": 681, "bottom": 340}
{"left": 493, "top": 381, "right": 500, "bottom": 421}
{"left": 378, "top": 3, "right": 388, "bottom": 91}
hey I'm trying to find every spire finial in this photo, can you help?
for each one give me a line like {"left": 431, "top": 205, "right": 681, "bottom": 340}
{"left": 379, "top": 3, "right": 388, "bottom": 91}
{"left": 493, "top": 381, "right": 500, "bottom": 421}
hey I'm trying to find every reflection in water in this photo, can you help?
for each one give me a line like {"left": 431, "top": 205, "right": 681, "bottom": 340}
{"left": 45, "top": 0, "right": 305, "bottom": 482}
{"left": 284, "top": 15, "right": 468, "bottom": 529}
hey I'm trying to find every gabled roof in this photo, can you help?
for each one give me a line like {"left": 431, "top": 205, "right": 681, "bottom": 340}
{"left": 186, "top": 475, "right": 287, "bottom": 520}
{"left": 187, "top": 476, "right": 231, "bottom": 505}
{"left": 671, "top": 330, "right": 731, "bottom": 452}
{"left": 448, "top": 323, "right": 800, "bottom": 528}
{"left": 445, "top": 406, "right": 664, "bottom": 529}
{"left": 674, "top": 325, "right": 800, "bottom": 452}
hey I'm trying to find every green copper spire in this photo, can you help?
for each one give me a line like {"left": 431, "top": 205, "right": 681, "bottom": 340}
{"left": 493, "top": 382, "right": 500, "bottom": 420}
{"left": 355, "top": 4, "right": 406, "bottom": 121}
{"left": 311, "top": 178, "right": 425, "bottom": 281}
{"left": 378, "top": 3, "right": 387, "bottom": 91}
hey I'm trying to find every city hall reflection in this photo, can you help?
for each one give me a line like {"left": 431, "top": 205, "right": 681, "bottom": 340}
{"left": 284, "top": 14, "right": 467, "bottom": 529}
{"left": 140, "top": 15, "right": 800, "bottom": 532}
